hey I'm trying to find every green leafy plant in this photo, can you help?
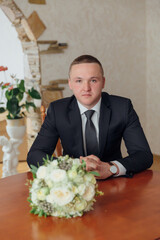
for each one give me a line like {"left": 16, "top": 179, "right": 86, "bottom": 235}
{"left": 0, "top": 73, "right": 41, "bottom": 119}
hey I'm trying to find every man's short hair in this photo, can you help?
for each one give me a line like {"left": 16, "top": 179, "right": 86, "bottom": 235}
{"left": 69, "top": 55, "right": 104, "bottom": 76}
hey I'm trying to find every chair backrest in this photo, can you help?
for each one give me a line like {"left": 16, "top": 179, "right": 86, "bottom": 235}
{"left": 40, "top": 105, "right": 62, "bottom": 157}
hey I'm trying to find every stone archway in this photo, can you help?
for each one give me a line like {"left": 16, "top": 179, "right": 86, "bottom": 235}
{"left": 0, "top": 0, "right": 42, "bottom": 150}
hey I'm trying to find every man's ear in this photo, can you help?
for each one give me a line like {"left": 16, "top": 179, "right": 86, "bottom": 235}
{"left": 102, "top": 77, "right": 105, "bottom": 88}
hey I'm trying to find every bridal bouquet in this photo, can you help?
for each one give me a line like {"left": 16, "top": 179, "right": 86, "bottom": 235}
{"left": 27, "top": 155, "right": 103, "bottom": 218}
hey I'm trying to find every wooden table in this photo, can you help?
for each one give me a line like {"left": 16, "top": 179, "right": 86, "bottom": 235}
{"left": 0, "top": 170, "right": 160, "bottom": 240}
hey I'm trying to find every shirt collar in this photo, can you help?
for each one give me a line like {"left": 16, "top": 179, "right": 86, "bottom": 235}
{"left": 77, "top": 98, "right": 101, "bottom": 115}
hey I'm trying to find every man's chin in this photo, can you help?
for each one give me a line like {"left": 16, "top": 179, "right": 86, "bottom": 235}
{"left": 79, "top": 100, "right": 95, "bottom": 109}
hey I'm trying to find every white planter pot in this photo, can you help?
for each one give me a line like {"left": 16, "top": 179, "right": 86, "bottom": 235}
{"left": 6, "top": 118, "right": 26, "bottom": 145}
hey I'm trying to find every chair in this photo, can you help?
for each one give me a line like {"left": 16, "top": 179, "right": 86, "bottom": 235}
{"left": 40, "top": 105, "right": 62, "bottom": 157}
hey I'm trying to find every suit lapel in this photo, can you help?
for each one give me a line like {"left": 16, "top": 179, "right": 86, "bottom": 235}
{"left": 67, "top": 93, "right": 111, "bottom": 158}
{"left": 68, "top": 97, "right": 85, "bottom": 156}
{"left": 99, "top": 94, "right": 111, "bottom": 158}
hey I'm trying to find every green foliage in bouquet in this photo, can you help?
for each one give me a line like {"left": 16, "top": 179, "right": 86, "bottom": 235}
{"left": 27, "top": 155, "right": 103, "bottom": 218}
{"left": 0, "top": 77, "right": 41, "bottom": 119}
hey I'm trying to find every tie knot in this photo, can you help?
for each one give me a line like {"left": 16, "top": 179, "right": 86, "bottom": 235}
{"left": 85, "top": 110, "right": 95, "bottom": 120}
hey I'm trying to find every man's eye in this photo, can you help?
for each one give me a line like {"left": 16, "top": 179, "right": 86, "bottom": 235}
{"left": 76, "top": 80, "right": 81, "bottom": 83}
{"left": 91, "top": 79, "right": 97, "bottom": 83}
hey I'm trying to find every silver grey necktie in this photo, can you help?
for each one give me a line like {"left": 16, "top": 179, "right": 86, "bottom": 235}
{"left": 85, "top": 110, "right": 99, "bottom": 156}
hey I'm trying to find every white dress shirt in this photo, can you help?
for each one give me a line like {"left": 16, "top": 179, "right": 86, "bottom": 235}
{"left": 77, "top": 99, "right": 126, "bottom": 176}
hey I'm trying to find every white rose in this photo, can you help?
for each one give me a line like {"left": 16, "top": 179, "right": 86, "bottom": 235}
{"left": 71, "top": 185, "right": 78, "bottom": 194}
{"left": 74, "top": 175, "right": 84, "bottom": 184}
{"left": 31, "top": 191, "right": 38, "bottom": 204}
{"left": 37, "top": 187, "right": 49, "bottom": 201}
{"left": 50, "top": 169, "right": 67, "bottom": 182}
{"left": 31, "top": 179, "right": 40, "bottom": 191}
{"left": 68, "top": 169, "right": 77, "bottom": 179}
{"left": 72, "top": 158, "right": 81, "bottom": 165}
{"left": 46, "top": 194, "right": 55, "bottom": 204}
{"left": 45, "top": 178, "right": 54, "bottom": 188}
{"left": 36, "top": 166, "right": 47, "bottom": 179}
{"left": 75, "top": 199, "right": 87, "bottom": 211}
{"left": 82, "top": 184, "right": 95, "bottom": 201}
{"left": 50, "top": 160, "right": 58, "bottom": 168}
{"left": 78, "top": 184, "right": 86, "bottom": 195}
{"left": 49, "top": 187, "right": 74, "bottom": 206}
{"left": 84, "top": 173, "right": 96, "bottom": 184}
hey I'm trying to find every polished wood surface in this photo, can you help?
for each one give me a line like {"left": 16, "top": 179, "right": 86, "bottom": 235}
{"left": 0, "top": 170, "right": 160, "bottom": 240}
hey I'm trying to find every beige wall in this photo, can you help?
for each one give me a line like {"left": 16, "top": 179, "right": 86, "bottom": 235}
{"left": 146, "top": 0, "right": 160, "bottom": 155}
{"left": 14, "top": 0, "right": 160, "bottom": 155}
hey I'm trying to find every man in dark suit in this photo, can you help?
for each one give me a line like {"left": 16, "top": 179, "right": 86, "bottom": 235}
{"left": 27, "top": 55, "right": 153, "bottom": 179}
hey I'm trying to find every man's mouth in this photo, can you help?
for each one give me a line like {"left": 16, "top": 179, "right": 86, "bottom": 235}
{"left": 82, "top": 93, "right": 92, "bottom": 96}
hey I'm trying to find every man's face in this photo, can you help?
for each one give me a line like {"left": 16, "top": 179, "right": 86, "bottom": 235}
{"left": 68, "top": 63, "right": 105, "bottom": 109}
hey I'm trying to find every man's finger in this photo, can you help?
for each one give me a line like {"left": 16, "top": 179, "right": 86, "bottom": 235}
{"left": 86, "top": 160, "right": 100, "bottom": 171}
{"left": 86, "top": 155, "right": 100, "bottom": 162}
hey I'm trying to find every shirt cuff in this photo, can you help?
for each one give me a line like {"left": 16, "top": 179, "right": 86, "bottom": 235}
{"left": 111, "top": 160, "right": 126, "bottom": 177}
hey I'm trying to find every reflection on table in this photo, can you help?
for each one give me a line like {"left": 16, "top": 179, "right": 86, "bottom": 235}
{"left": 0, "top": 170, "right": 160, "bottom": 240}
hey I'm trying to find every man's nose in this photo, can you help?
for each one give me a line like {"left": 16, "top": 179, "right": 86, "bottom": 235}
{"left": 83, "top": 81, "right": 91, "bottom": 91}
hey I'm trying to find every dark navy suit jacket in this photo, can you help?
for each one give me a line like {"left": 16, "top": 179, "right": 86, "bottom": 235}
{"left": 27, "top": 92, "right": 153, "bottom": 176}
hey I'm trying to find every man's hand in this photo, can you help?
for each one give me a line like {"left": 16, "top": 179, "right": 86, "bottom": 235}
{"left": 80, "top": 155, "right": 119, "bottom": 179}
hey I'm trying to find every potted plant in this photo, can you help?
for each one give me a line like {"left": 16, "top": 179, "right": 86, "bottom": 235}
{"left": 0, "top": 71, "right": 41, "bottom": 120}
{"left": 0, "top": 66, "right": 41, "bottom": 164}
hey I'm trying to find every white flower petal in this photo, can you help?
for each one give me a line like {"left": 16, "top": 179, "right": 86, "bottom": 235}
{"left": 50, "top": 187, "right": 74, "bottom": 206}
{"left": 78, "top": 184, "right": 86, "bottom": 195}
{"left": 83, "top": 184, "right": 95, "bottom": 201}
{"left": 72, "top": 158, "right": 81, "bottom": 165}
{"left": 50, "top": 169, "right": 67, "bottom": 182}
{"left": 46, "top": 194, "right": 55, "bottom": 204}
{"left": 50, "top": 160, "right": 58, "bottom": 167}
{"left": 36, "top": 166, "right": 47, "bottom": 179}
{"left": 31, "top": 191, "right": 38, "bottom": 204}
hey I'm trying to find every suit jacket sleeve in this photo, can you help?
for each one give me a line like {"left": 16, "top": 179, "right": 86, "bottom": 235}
{"left": 27, "top": 102, "right": 59, "bottom": 167}
{"left": 117, "top": 99, "right": 153, "bottom": 176}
